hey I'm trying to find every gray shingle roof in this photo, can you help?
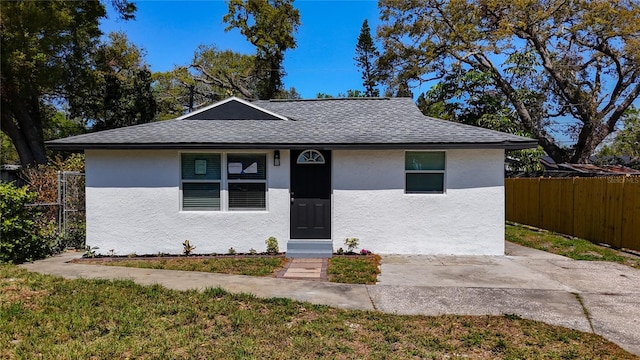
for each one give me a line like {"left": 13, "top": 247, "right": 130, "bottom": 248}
{"left": 46, "top": 97, "right": 538, "bottom": 150}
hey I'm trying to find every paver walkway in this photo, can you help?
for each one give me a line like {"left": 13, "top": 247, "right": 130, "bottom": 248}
{"left": 277, "top": 258, "right": 327, "bottom": 280}
{"left": 19, "top": 243, "right": 640, "bottom": 356}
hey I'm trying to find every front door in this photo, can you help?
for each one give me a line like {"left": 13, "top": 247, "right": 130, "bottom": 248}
{"left": 290, "top": 149, "right": 331, "bottom": 239}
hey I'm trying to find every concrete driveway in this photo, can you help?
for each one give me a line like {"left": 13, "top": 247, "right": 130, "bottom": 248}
{"left": 20, "top": 242, "right": 640, "bottom": 356}
{"left": 374, "top": 243, "right": 640, "bottom": 355}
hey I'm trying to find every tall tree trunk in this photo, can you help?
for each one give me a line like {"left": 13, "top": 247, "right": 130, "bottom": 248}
{"left": 1, "top": 94, "right": 47, "bottom": 166}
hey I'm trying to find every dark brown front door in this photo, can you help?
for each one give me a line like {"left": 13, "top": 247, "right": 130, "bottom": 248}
{"left": 290, "top": 150, "right": 331, "bottom": 239}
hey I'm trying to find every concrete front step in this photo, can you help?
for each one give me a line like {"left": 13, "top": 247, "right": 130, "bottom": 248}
{"left": 286, "top": 240, "right": 333, "bottom": 258}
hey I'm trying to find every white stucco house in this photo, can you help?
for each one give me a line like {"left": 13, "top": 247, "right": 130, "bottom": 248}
{"left": 47, "top": 97, "right": 537, "bottom": 257}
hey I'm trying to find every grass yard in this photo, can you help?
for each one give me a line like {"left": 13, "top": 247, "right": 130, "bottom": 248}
{"left": 327, "top": 255, "right": 381, "bottom": 284}
{"left": 77, "top": 257, "right": 288, "bottom": 277}
{"left": 1, "top": 265, "right": 635, "bottom": 359}
{"left": 78, "top": 255, "right": 382, "bottom": 284}
{"left": 506, "top": 224, "right": 640, "bottom": 269}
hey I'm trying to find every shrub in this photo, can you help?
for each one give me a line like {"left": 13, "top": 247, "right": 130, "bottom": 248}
{"left": 265, "top": 236, "right": 279, "bottom": 254}
{"left": 0, "top": 182, "right": 52, "bottom": 263}
{"left": 182, "top": 240, "right": 195, "bottom": 256}
{"left": 344, "top": 237, "right": 359, "bottom": 253}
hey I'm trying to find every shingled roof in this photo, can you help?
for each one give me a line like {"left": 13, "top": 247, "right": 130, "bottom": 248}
{"left": 46, "top": 97, "right": 538, "bottom": 150}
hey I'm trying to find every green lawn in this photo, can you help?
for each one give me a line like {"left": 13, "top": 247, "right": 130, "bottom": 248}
{"left": 1, "top": 265, "right": 635, "bottom": 359}
{"left": 506, "top": 224, "right": 640, "bottom": 268}
{"left": 77, "top": 257, "right": 287, "bottom": 277}
{"left": 328, "top": 255, "right": 381, "bottom": 284}
{"left": 78, "top": 255, "right": 382, "bottom": 284}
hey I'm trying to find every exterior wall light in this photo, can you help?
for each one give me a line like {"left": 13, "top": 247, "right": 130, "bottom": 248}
{"left": 274, "top": 150, "right": 280, "bottom": 166}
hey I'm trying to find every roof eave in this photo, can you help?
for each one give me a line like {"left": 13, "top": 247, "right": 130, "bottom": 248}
{"left": 46, "top": 140, "right": 539, "bottom": 151}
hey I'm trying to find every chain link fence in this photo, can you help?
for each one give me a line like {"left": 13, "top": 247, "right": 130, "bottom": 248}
{"left": 24, "top": 171, "right": 86, "bottom": 250}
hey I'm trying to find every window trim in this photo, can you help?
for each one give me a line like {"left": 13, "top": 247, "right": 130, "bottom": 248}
{"left": 180, "top": 151, "right": 269, "bottom": 212}
{"left": 404, "top": 150, "right": 446, "bottom": 194}
{"left": 297, "top": 149, "right": 326, "bottom": 164}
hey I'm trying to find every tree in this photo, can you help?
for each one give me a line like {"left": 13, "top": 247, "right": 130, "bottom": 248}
{"left": 354, "top": 19, "right": 380, "bottom": 97}
{"left": 275, "top": 87, "right": 302, "bottom": 99}
{"left": 188, "top": 45, "right": 257, "bottom": 101}
{"left": 223, "top": 0, "right": 300, "bottom": 100}
{"left": 1, "top": 0, "right": 136, "bottom": 166}
{"left": 417, "top": 68, "right": 545, "bottom": 173}
{"left": 378, "top": 0, "right": 640, "bottom": 163}
{"left": 153, "top": 45, "right": 257, "bottom": 120}
{"left": 335, "top": 89, "right": 367, "bottom": 98}
{"left": 597, "top": 107, "right": 640, "bottom": 167}
{"left": 82, "top": 32, "right": 156, "bottom": 130}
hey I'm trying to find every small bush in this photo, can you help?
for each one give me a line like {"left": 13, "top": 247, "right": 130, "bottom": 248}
{"left": 182, "top": 240, "right": 195, "bottom": 256}
{"left": 344, "top": 237, "right": 359, "bottom": 253}
{"left": 265, "top": 236, "right": 279, "bottom": 254}
{"left": 0, "top": 182, "right": 52, "bottom": 263}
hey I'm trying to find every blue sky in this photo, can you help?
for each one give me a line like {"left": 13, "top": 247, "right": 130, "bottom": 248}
{"left": 100, "top": 0, "right": 383, "bottom": 98}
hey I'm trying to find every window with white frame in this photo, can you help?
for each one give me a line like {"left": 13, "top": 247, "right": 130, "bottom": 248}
{"left": 181, "top": 152, "right": 267, "bottom": 211}
{"left": 405, "top": 151, "right": 445, "bottom": 193}
{"left": 181, "top": 153, "right": 222, "bottom": 210}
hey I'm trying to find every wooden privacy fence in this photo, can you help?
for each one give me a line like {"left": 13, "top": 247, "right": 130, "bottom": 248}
{"left": 505, "top": 176, "right": 640, "bottom": 252}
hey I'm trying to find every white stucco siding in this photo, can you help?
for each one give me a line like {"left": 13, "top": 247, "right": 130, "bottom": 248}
{"left": 85, "top": 149, "right": 290, "bottom": 255}
{"left": 332, "top": 149, "right": 505, "bottom": 255}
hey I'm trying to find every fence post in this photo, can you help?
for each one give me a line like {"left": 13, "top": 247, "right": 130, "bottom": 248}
{"left": 57, "top": 171, "right": 63, "bottom": 234}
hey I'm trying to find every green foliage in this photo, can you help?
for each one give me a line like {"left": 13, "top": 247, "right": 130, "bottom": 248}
{"left": 597, "top": 108, "right": 640, "bottom": 169}
{"left": 228, "top": 247, "right": 237, "bottom": 255}
{"left": 78, "top": 32, "right": 157, "bottom": 131}
{"left": 0, "top": 0, "right": 135, "bottom": 165}
{"left": 416, "top": 67, "right": 544, "bottom": 173}
{"left": 378, "top": 0, "right": 640, "bottom": 163}
{"left": 83, "top": 246, "right": 99, "bottom": 258}
{"left": 153, "top": 45, "right": 260, "bottom": 119}
{"left": 182, "top": 240, "right": 196, "bottom": 256}
{"left": 354, "top": 19, "right": 380, "bottom": 97}
{"left": 58, "top": 222, "right": 86, "bottom": 250}
{"left": 338, "top": 89, "right": 367, "bottom": 98}
{"left": 265, "top": 236, "right": 279, "bottom": 254}
{"left": 1, "top": 133, "right": 20, "bottom": 165}
{"left": 274, "top": 86, "right": 302, "bottom": 100}
{"left": 224, "top": 0, "right": 300, "bottom": 99}
{"left": 0, "top": 182, "right": 51, "bottom": 263}
{"left": 344, "top": 237, "right": 359, "bottom": 253}
{"left": 42, "top": 110, "right": 86, "bottom": 142}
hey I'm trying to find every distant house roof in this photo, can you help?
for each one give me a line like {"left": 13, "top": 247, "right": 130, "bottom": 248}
{"left": 47, "top": 97, "right": 538, "bottom": 151}
{"left": 540, "top": 156, "right": 640, "bottom": 176}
